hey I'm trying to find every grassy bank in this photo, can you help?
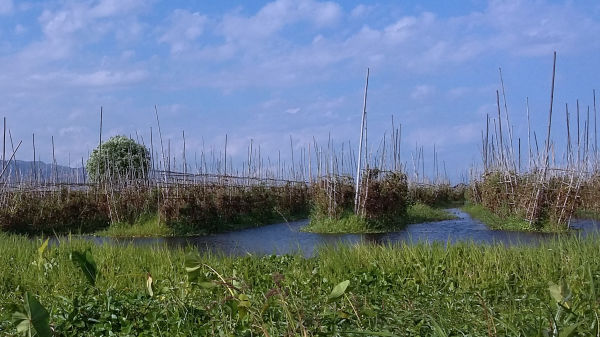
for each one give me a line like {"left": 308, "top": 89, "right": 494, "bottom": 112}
{"left": 0, "top": 184, "right": 310, "bottom": 237}
{"left": 1, "top": 233, "right": 600, "bottom": 335}
{"left": 461, "top": 203, "right": 567, "bottom": 232}
{"left": 576, "top": 209, "right": 600, "bottom": 221}
{"left": 304, "top": 203, "right": 456, "bottom": 234}
{"left": 94, "top": 214, "right": 173, "bottom": 237}
{"left": 96, "top": 212, "right": 308, "bottom": 237}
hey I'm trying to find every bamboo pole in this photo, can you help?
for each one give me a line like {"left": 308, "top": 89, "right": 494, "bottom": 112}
{"left": 594, "top": 89, "right": 598, "bottom": 165}
{"left": 2, "top": 117, "right": 5, "bottom": 173}
{"left": 32, "top": 133, "right": 36, "bottom": 183}
{"left": 526, "top": 97, "right": 532, "bottom": 170}
{"left": 354, "top": 68, "right": 369, "bottom": 214}
{"left": 499, "top": 68, "right": 514, "bottom": 167}
{"left": 0, "top": 140, "right": 22, "bottom": 181}
{"left": 566, "top": 103, "right": 572, "bottom": 167}
{"left": 529, "top": 51, "right": 557, "bottom": 225}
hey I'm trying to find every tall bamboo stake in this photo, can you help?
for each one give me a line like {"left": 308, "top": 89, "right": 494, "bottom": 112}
{"left": 496, "top": 91, "right": 505, "bottom": 169}
{"left": 354, "top": 68, "right": 369, "bottom": 214}
{"left": 2, "top": 117, "right": 5, "bottom": 173}
{"left": 526, "top": 97, "right": 532, "bottom": 170}
{"left": 529, "top": 51, "right": 556, "bottom": 225}
{"left": 594, "top": 89, "right": 598, "bottom": 165}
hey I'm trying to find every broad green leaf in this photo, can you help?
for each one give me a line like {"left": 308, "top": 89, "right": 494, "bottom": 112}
{"left": 184, "top": 254, "right": 202, "bottom": 272}
{"left": 559, "top": 322, "right": 581, "bottom": 337}
{"left": 185, "top": 265, "right": 201, "bottom": 273}
{"left": 12, "top": 312, "right": 30, "bottom": 334}
{"left": 548, "top": 282, "right": 562, "bottom": 303}
{"left": 26, "top": 293, "right": 52, "bottom": 337}
{"left": 72, "top": 249, "right": 97, "bottom": 286}
{"left": 12, "top": 292, "right": 51, "bottom": 337}
{"left": 146, "top": 273, "right": 154, "bottom": 297}
{"left": 35, "top": 238, "right": 49, "bottom": 269}
{"left": 38, "top": 238, "right": 49, "bottom": 258}
{"left": 184, "top": 254, "right": 203, "bottom": 282}
{"left": 238, "top": 294, "right": 251, "bottom": 308}
{"left": 198, "top": 281, "right": 217, "bottom": 289}
{"left": 327, "top": 280, "right": 350, "bottom": 303}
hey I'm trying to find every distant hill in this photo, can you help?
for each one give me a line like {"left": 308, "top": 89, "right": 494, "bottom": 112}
{"left": 0, "top": 159, "right": 86, "bottom": 183}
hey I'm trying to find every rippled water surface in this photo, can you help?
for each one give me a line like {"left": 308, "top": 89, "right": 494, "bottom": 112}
{"left": 81, "top": 209, "right": 600, "bottom": 257}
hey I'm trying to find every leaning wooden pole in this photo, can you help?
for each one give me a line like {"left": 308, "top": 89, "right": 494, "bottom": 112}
{"left": 594, "top": 89, "right": 598, "bottom": 166}
{"left": 544, "top": 51, "right": 557, "bottom": 168}
{"left": 526, "top": 97, "right": 532, "bottom": 169}
{"left": 354, "top": 68, "right": 369, "bottom": 214}
{"left": 0, "top": 140, "right": 22, "bottom": 181}
{"left": 529, "top": 51, "right": 556, "bottom": 226}
{"left": 2, "top": 117, "right": 5, "bottom": 173}
{"left": 98, "top": 107, "right": 103, "bottom": 184}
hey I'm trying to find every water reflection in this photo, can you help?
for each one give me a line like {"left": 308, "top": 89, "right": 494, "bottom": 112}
{"left": 79, "top": 209, "right": 600, "bottom": 257}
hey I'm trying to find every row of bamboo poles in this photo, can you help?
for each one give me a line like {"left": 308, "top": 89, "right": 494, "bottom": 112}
{"left": 473, "top": 52, "right": 597, "bottom": 228}
{"left": 0, "top": 75, "right": 450, "bottom": 199}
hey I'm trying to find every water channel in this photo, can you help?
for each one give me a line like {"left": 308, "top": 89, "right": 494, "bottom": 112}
{"left": 79, "top": 209, "right": 600, "bottom": 257}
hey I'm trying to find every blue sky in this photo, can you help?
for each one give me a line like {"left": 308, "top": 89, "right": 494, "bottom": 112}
{"left": 0, "top": 0, "right": 599, "bottom": 181}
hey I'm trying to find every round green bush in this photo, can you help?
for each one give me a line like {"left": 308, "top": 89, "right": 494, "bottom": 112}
{"left": 86, "top": 135, "right": 150, "bottom": 182}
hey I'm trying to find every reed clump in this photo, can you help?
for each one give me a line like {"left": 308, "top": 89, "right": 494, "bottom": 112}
{"left": 309, "top": 176, "right": 355, "bottom": 221}
{"left": 578, "top": 174, "right": 600, "bottom": 217}
{"left": 469, "top": 171, "right": 581, "bottom": 231}
{"left": 159, "top": 183, "right": 310, "bottom": 234}
{"left": 409, "top": 183, "right": 466, "bottom": 207}
{"left": 0, "top": 183, "right": 310, "bottom": 236}
{"left": 0, "top": 188, "right": 110, "bottom": 234}
{"left": 309, "top": 169, "right": 411, "bottom": 231}
{"left": 359, "top": 169, "right": 410, "bottom": 227}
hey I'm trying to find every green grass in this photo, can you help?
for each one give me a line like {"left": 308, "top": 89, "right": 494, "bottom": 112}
{"left": 576, "top": 209, "right": 600, "bottom": 220}
{"left": 304, "top": 203, "right": 456, "bottom": 234}
{"left": 1, "top": 233, "right": 600, "bottom": 335}
{"left": 94, "top": 211, "right": 309, "bottom": 238}
{"left": 95, "top": 214, "right": 173, "bottom": 237}
{"left": 462, "top": 203, "right": 568, "bottom": 232}
{"left": 404, "top": 203, "right": 456, "bottom": 224}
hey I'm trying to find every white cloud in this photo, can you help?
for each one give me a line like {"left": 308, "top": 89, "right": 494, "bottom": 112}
{"left": 408, "top": 123, "right": 481, "bottom": 148}
{"left": 59, "top": 126, "right": 87, "bottom": 137}
{"left": 285, "top": 107, "right": 301, "bottom": 114}
{"left": 0, "top": 0, "right": 599, "bottom": 176}
{"left": 70, "top": 70, "right": 148, "bottom": 86}
{"left": 0, "top": 0, "right": 13, "bottom": 15}
{"left": 90, "top": 0, "right": 147, "bottom": 18}
{"left": 221, "top": 0, "right": 342, "bottom": 43}
{"left": 350, "top": 4, "right": 372, "bottom": 18}
{"left": 28, "top": 70, "right": 148, "bottom": 87}
{"left": 411, "top": 85, "right": 435, "bottom": 100}
{"left": 14, "top": 24, "right": 26, "bottom": 34}
{"left": 158, "top": 9, "right": 207, "bottom": 54}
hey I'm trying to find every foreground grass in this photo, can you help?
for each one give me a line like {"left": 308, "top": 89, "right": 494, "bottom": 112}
{"left": 304, "top": 203, "right": 456, "bottom": 234}
{"left": 462, "top": 203, "right": 568, "bottom": 233}
{"left": 1, "top": 233, "right": 600, "bottom": 336}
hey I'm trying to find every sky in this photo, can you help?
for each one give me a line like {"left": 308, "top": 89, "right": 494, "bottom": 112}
{"left": 0, "top": 0, "right": 599, "bottom": 182}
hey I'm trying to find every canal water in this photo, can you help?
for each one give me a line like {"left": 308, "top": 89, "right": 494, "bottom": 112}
{"left": 83, "top": 209, "right": 600, "bottom": 257}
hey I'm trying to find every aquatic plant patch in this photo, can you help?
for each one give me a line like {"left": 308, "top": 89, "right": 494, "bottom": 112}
{"left": 2, "top": 234, "right": 599, "bottom": 335}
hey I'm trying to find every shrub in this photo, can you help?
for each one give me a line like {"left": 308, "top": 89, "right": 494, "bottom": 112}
{"left": 86, "top": 135, "right": 150, "bottom": 183}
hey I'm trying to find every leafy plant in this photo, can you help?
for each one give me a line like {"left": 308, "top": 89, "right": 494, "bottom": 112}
{"left": 71, "top": 249, "right": 97, "bottom": 286}
{"left": 327, "top": 280, "right": 350, "bottom": 303}
{"left": 34, "top": 238, "right": 49, "bottom": 269}
{"left": 86, "top": 135, "right": 150, "bottom": 182}
{"left": 547, "top": 280, "right": 581, "bottom": 337}
{"left": 12, "top": 292, "right": 51, "bottom": 337}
